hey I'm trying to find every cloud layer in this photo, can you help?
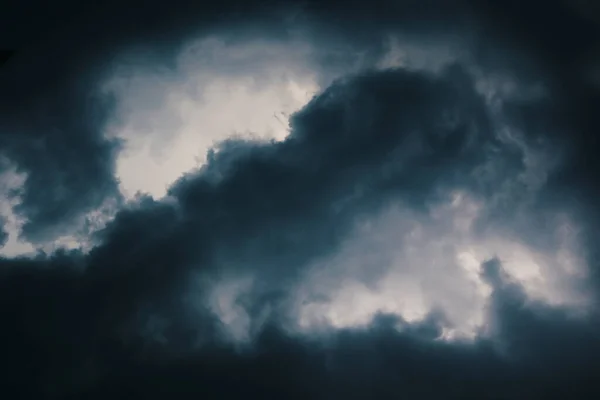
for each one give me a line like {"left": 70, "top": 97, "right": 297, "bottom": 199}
{"left": 1, "top": 0, "right": 600, "bottom": 398}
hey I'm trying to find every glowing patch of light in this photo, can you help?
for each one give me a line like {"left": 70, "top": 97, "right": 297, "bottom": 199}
{"left": 103, "top": 36, "right": 320, "bottom": 200}
{"left": 289, "top": 191, "right": 590, "bottom": 342}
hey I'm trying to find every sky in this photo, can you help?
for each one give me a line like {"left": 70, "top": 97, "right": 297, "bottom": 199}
{"left": 1, "top": 0, "right": 600, "bottom": 398}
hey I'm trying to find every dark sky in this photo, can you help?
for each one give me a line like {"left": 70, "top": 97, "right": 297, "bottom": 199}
{"left": 1, "top": 0, "right": 600, "bottom": 399}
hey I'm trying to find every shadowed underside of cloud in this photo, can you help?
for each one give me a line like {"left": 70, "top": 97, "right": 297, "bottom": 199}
{"left": 1, "top": 0, "right": 600, "bottom": 399}
{"left": 2, "top": 257, "right": 598, "bottom": 399}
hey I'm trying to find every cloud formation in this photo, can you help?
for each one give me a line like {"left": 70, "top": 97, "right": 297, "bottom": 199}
{"left": 0, "top": 216, "right": 7, "bottom": 248}
{"left": 1, "top": 0, "right": 599, "bottom": 399}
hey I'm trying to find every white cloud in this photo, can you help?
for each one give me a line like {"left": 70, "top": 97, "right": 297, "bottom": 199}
{"left": 0, "top": 158, "right": 34, "bottom": 257}
{"left": 290, "top": 190, "right": 590, "bottom": 341}
{"left": 103, "top": 36, "right": 320, "bottom": 200}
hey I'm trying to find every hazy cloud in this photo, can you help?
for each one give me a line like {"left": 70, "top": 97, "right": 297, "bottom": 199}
{"left": 0, "top": 0, "right": 599, "bottom": 399}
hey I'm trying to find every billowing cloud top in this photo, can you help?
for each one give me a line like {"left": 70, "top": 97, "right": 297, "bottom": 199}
{"left": 1, "top": 0, "right": 600, "bottom": 398}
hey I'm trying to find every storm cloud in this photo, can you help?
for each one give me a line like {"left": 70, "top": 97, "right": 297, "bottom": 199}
{"left": 1, "top": 0, "right": 600, "bottom": 399}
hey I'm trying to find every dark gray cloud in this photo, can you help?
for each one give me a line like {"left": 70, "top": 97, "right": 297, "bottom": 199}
{"left": 78, "top": 273, "right": 600, "bottom": 400}
{"left": 0, "top": 87, "right": 122, "bottom": 243}
{"left": 0, "top": 0, "right": 599, "bottom": 399}
{"left": 2, "top": 257, "right": 598, "bottom": 399}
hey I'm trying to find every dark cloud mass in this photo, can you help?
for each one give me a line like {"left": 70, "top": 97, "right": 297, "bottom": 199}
{"left": 1, "top": 0, "right": 600, "bottom": 399}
